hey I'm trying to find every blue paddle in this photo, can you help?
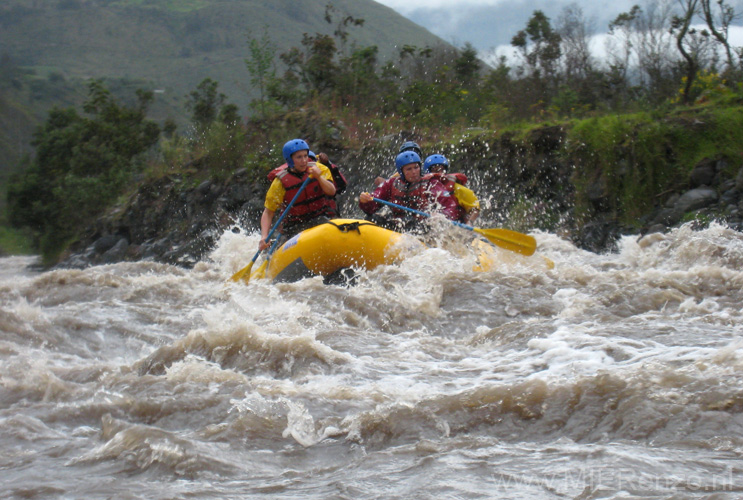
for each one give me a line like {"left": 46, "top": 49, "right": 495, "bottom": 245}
{"left": 372, "top": 197, "right": 537, "bottom": 256}
{"left": 230, "top": 176, "right": 312, "bottom": 282}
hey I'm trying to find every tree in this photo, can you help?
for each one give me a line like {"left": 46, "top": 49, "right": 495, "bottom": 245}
{"left": 337, "top": 45, "right": 383, "bottom": 109}
{"left": 671, "top": 0, "right": 717, "bottom": 104}
{"left": 7, "top": 80, "right": 160, "bottom": 262}
{"left": 606, "top": 5, "right": 641, "bottom": 91}
{"left": 325, "top": 2, "right": 365, "bottom": 58}
{"left": 185, "top": 78, "right": 228, "bottom": 133}
{"left": 700, "top": 0, "right": 739, "bottom": 75}
{"left": 607, "top": 1, "right": 677, "bottom": 103}
{"left": 556, "top": 3, "right": 594, "bottom": 82}
{"left": 397, "top": 44, "right": 436, "bottom": 84}
{"left": 454, "top": 42, "right": 481, "bottom": 86}
{"left": 244, "top": 27, "right": 277, "bottom": 119}
{"left": 302, "top": 33, "right": 339, "bottom": 94}
{"left": 271, "top": 2, "right": 367, "bottom": 102}
{"left": 511, "top": 11, "right": 562, "bottom": 94}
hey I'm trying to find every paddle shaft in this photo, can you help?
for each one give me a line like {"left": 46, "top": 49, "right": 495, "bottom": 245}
{"left": 372, "top": 197, "right": 472, "bottom": 229}
{"left": 262, "top": 176, "right": 312, "bottom": 248}
{"left": 371, "top": 197, "right": 536, "bottom": 256}
{"left": 231, "top": 175, "right": 312, "bottom": 282}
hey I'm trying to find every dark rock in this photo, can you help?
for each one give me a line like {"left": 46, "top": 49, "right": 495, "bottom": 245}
{"left": 101, "top": 238, "right": 129, "bottom": 263}
{"left": 572, "top": 219, "right": 621, "bottom": 253}
{"left": 651, "top": 207, "right": 683, "bottom": 227}
{"left": 718, "top": 179, "right": 736, "bottom": 192}
{"left": 689, "top": 158, "right": 716, "bottom": 187}
{"left": 736, "top": 166, "right": 743, "bottom": 191}
{"left": 62, "top": 255, "right": 90, "bottom": 269}
{"left": 196, "top": 180, "right": 212, "bottom": 194}
{"left": 585, "top": 175, "right": 607, "bottom": 206}
{"left": 222, "top": 183, "right": 252, "bottom": 208}
{"left": 645, "top": 223, "right": 668, "bottom": 235}
{"left": 721, "top": 188, "right": 740, "bottom": 206}
{"left": 674, "top": 187, "right": 718, "bottom": 213}
{"left": 93, "top": 235, "right": 121, "bottom": 254}
{"left": 664, "top": 193, "right": 680, "bottom": 208}
{"left": 529, "top": 126, "right": 565, "bottom": 155}
{"left": 229, "top": 168, "right": 249, "bottom": 180}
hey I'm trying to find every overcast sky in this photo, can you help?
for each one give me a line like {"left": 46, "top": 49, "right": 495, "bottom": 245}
{"left": 374, "top": 0, "right": 743, "bottom": 61}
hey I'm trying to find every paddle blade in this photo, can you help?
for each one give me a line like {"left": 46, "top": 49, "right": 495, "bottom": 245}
{"left": 474, "top": 227, "right": 537, "bottom": 256}
{"left": 229, "top": 261, "right": 255, "bottom": 283}
{"left": 249, "top": 260, "right": 268, "bottom": 281}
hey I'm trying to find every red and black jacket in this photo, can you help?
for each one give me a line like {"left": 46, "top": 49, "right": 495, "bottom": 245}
{"left": 276, "top": 168, "right": 337, "bottom": 231}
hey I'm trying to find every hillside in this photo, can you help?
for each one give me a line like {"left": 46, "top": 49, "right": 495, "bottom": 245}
{"left": 1, "top": 0, "right": 447, "bottom": 101}
{"left": 0, "top": 0, "right": 451, "bottom": 204}
{"left": 53, "top": 104, "right": 743, "bottom": 268}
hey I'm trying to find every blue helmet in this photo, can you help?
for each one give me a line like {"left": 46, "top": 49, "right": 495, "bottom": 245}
{"left": 308, "top": 150, "right": 317, "bottom": 161}
{"left": 395, "top": 151, "right": 422, "bottom": 178}
{"left": 282, "top": 139, "right": 310, "bottom": 167}
{"left": 399, "top": 141, "right": 422, "bottom": 156}
{"left": 423, "top": 154, "right": 449, "bottom": 173}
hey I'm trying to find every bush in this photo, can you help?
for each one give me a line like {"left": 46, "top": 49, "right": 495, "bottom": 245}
{"left": 7, "top": 80, "right": 160, "bottom": 263}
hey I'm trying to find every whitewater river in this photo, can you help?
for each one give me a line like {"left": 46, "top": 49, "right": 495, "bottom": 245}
{"left": 1, "top": 223, "right": 742, "bottom": 499}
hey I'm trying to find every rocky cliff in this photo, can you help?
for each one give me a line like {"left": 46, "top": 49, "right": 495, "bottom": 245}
{"left": 60, "top": 125, "right": 743, "bottom": 269}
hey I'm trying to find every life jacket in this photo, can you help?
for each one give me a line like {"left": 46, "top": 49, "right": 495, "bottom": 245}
{"left": 387, "top": 175, "right": 439, "bottom": 217}
{"left": 430, "top": 172, "right": 468, "bottom": 190}
{"left": 327, "top": 163, "right": 347, "bottom": 195}
{"left": 269, "top": 161, "right": 346, "bottom": 214}
{"left": 269, "top": 162, "right": 347, "bottom": 194}
{"left": 276, "top": 168, "right": 337, "bottom": 231}
{"left": 429, "top": 172, "right": 469, "bottom": 222}
{"left": 267, "top": 163, "right": 288, "bottom": 182}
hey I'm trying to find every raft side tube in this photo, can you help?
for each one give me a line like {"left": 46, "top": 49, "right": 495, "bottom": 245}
{"left": 265, "top": 219, "right": 408, "bottom": 282}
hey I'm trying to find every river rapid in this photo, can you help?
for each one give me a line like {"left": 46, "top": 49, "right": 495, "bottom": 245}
{"left": 1, "top": 223, "right": 742, "bottom": 499}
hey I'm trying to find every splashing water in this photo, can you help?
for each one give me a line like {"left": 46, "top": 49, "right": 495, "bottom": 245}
{"left": 1, "top": 223, "right": 742, "bottom": 499}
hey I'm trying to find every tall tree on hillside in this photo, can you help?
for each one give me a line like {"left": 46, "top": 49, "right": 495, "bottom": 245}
{"left": 671, "top": 0, "right": 717, "bottom": 103}
{"left": 554, "top": 3, "right": 600, "bottom": 114}
{"left": 397, "top": 44, "right": 435, "bottom": 84}
{"left": 557, "top": 3, "right": 594, "bottom": 82}
{"left": 244, "top": 27, "right": 277, "bottom": 119}
{"left": 511, "top": 10, "right": 562, "bottom": 114}
{"left": 337, "top": 45, "right": 384, "bottom": 110}
{"left": 302, "top": 33, "right": 339, "bottom": 94}
{"left": 606, "top": 5, "right": 640, "bottom": 91}
{"left": 325, "top": 2, "right": 365, "bottom": 58}
{"left": 700, "top": 0, "right": 739, "bottom": 75}
{"left": 186, "top": 78, "right": 229, "bottom": 133}
{"left": 273, "top": 3, "right": 366, "bottom": 102}
{"left": 607, "top": 1, "right": 677, "bottom": 103}
{"left": 512, "top": 12, "right": 562, "bottom": 83}
{"left": 671, "top": 0, "right": 703, "bottom": 104}
{"left": 454, "top": 42, "right": 482, "bottom": 88}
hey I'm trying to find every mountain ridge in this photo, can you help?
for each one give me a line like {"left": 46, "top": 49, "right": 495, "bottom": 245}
{"left": 0, "top": 0, "right": 451, "bottom": 202}
{"left": 1, "top": 0, "right": 449, "bottom": 110}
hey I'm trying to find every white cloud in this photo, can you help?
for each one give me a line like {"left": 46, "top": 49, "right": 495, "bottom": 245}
{"left": 377, "top": 0, "right": 743, "bottom": 59}
{"left": 484, "top": 24, "right": 743, "bottom": 68}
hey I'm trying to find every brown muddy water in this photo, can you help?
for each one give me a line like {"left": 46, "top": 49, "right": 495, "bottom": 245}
{"left": 1, "top": 223, "right": 742, "bottom": 499}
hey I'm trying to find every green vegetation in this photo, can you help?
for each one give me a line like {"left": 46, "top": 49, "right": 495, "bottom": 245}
{"left": 566, "top": 98, "right": 743, "bottom": 227}
{"left": 108, "top": 0, "right": 210, "bottom": 12}
{"left": 6, "top": 81, "right": 160, "bottom": 264}
{"left": 0, "top": 225, "right": 33, "bottom": 256}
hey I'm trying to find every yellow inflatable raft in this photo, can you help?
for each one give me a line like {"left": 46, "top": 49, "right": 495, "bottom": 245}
{"left": 245, "top": 218, "right": 552, "bottom": 283}
{"left": 262, "top": 219, "right": 420, "bottom": 283}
